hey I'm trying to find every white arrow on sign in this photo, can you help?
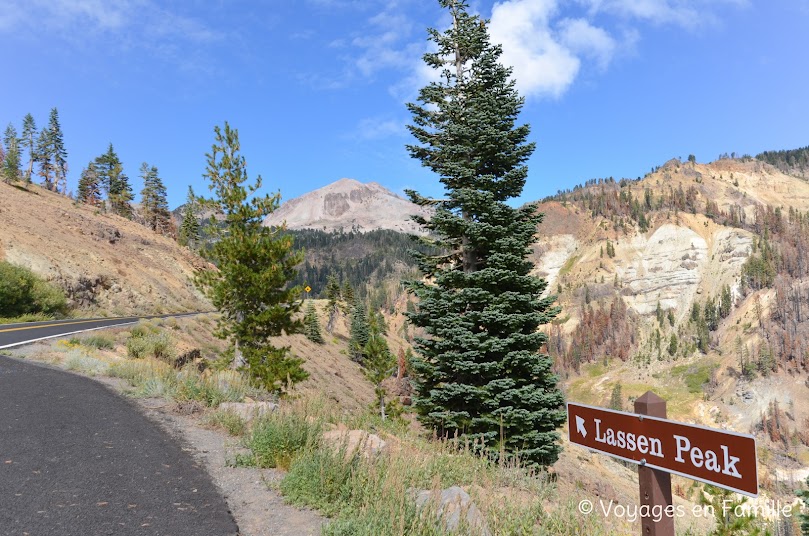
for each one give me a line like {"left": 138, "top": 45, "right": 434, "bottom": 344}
{"left": 576, "top": 415, "right": 587, "bottom": 438}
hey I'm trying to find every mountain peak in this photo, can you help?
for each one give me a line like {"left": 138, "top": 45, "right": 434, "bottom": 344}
{"left": 264, "top": 178, "right": 429, "bottom": 234}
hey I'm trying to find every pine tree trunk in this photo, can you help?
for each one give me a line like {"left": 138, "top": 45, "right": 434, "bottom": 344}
{"left": 327, "top": 306, "right": 337, "bottom": 334}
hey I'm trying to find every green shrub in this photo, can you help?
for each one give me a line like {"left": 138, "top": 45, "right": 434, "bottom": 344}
{"left": 0, "top": 261, "right": 67, "bottom": 318}
{"left": 64, "top": 350, "right": 109, "bottom": 376}
{"left": 244, "top": 411, "right": 322, "bottom": 470}
{"left": 126, "top": 332, "right": 174, "bottom": 360}
{"left": 280, "top": 447, "right": 362, "bottom": 517}
{"left": 82, "top": 334, "right": 115, "bottom": 350}
{"left": 205, "top": 410, "right": 247, "bottom": 436}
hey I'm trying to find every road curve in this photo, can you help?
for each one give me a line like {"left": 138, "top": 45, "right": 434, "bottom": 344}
{"left": 0, "top": 313, "right": 205, "bottom": 349}
{"left": 0, "top": 312, "right": 239, "bottom": 535}
{"left": 0, "top": 356, "right": 239, "bottom": 535}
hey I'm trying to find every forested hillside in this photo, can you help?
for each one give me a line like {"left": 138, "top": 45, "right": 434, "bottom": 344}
{"left": 757, "top": 145, "right": 809, "bottom": 180}
{"left": 286, "top": 228, "right": 436, "bottom": 303}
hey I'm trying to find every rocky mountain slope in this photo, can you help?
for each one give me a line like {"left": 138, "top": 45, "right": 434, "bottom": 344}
{"left": 263, "top": 178, "right": 430, "bottom": 234}
{"left": 531, "top": 156, "right": 809, "bottom": 510}
{"left": 0, "top": 182, "right": 210, "bottom": 315}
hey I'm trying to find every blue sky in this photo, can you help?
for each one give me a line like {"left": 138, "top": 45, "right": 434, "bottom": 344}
{"left": 1, "top": 0, "right": 807, "bottom": 209}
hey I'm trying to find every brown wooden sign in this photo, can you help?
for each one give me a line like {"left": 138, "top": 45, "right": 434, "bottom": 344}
{"left": 568, "top": 401, "right": 758, "bottom": 497}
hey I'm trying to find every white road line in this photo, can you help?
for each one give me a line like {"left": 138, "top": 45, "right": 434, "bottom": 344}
{"left": 0, "top": 313, "right": 204, "bottom": 350}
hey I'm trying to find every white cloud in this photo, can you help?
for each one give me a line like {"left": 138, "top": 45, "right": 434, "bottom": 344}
{"left": 489, "top": 0, "right": 615, "bottom": 99}
{"left": 558, "top": 18, "right": 617, "bottom": 70}
{"left": 578, "top": 0, "right": 749, "bottom": 28}
{"left": 353, "top": 116, "right": 407, "bottom": 140}
{"left": 1, "top": 0, "right": 222, "bottom": 47}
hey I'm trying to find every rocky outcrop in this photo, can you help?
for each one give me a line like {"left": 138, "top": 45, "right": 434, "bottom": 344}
{"left": 616, "top": 224, "right": 708, "bottom": 316}
{"left": 531, "top": 234, "right": 579, "bottom": 295}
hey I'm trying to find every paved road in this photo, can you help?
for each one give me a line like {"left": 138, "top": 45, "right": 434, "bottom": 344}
{"left": 0, "top": 313, "right": 203, "bottom": 349}
{"left": 0, "top": 313, "right": 239, "bottom": 535}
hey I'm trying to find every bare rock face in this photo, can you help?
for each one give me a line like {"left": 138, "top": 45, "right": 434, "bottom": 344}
{"left": 263, "top": 178, "right": 431, "bottom": 235}
{"left": 616, "top": 224, "right": 708, "bottom": 315}
{"left": 531, "top": 234, "right": 579, "bottom": 295}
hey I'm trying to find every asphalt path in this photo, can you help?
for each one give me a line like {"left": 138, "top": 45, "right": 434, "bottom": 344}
{"left": 0, "top": 313, "right": 204, "bottom": 349}
{"left": 0, "top": 313, "right": 239, "bottom": 535}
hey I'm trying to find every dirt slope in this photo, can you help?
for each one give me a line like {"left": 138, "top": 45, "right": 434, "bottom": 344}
{"left": 0, "top": 182, "right": 210, "bottom": 315}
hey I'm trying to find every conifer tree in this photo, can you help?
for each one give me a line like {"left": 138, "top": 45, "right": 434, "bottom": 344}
{"left": 35, "top": 129, "right": 55, "bottom": 190}
{"left": 341, "top": 280, "right": 355, "bottom": 315}
{"left": 47, "top": 108, "right": 68, "bottom": 194}
{"left": 20, "top": 113, "right": 37, "bottom": 184}
{"left": 194, "top": 122, "right": 306, "bottom": 391}
{"left": 95, "top": 144, "right": 133, "bottom": 218}
{"left": 77, "top": 161, "right": 102, "bottom": 206}
{"left": 404, "top": 0, "right": 564, "bottom": 466}
{"left": 179, "top": 187, "right": 201, "bottom": 248}
{"left": 364, "top": 312, "right": 395, "bottom": 419}
{"left": 303, "top": 301, "right": 324, "bottom": 344}
{"left": 349, "top": 298, "right": 369, "bottom": 362}
{"left": 139, "top": 162, "right": 172, "bottom": 235}
{"left": 797, "top": 477, "right": 809, "bottom": 535}
{"left": 2, "top": 124, "right": 21, "bottom": 184}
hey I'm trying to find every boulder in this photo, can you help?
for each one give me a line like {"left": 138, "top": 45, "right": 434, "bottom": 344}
{"left": 321, "top": 429, "right": 387, "bottom": 459}
{"left": 413, "top": 486, "right": 491, "bottom": 536}
{"left": 218, "top": 401, "right": 278, "bottom": 422}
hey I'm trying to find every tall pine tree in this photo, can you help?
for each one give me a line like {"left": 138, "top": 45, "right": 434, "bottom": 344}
{"left": 194, "top": 122, "right": 306, "bottom": 392}
{"left": 303, "top": 301, "right": 324, "bottom": 344}
{"left": 2, "top": 123, "right": 21, "bottom": 184}
{"left": 349, "top": 298, "right": 370, "bottom": 362}
{"left": 179, "top": 186, "right": 201, "bottom": 248}
{"left": 95, "top": 144, "right": 133, "bottom": 218}
{"left": 77, "top": 161, "right": 102, "bottom": 206}
{"left": 139, "top": 162, "right": 172, "bottom": 235}
{"left": 35, "top": 128, "right": 55, "bottom": 190}
{"left": 48, "top": 108, "right": 68, "bottom": 194}
{"left": 404, "top": 0, "right": 565, "bottom": 466}
{"left": 20, "top": 113, "right": 37, "bottom": 185}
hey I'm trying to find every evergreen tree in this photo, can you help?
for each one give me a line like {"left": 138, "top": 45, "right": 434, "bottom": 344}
{"left": 341, "top": 280, "right": 355, "bottom": 315}
{"left": 363, "top": 312, "right": 395, "bottom": 419}
{"left": 349, "top": 298, "right": 369, "bottom": 362}
{"left": 139, "top": 162, "right": 172, "bottom": 235}
{"left": 404, "top": 0, "right": 564, "bottom": 466}
{"left": 35, "top": 128, "right": 55, "bottom": 190}
{"left": 704, "top": 297, "right": 719, "bottom": 331}
{"left": 47, "top": 108, "right": 68, "bottom": 194}
{"left": 303, "top": 301, "right": 324, "bottom": 344}
{"left": 194, "top": 122, "right": 306, "bottom": 391}
{"left": 719, "top": 284, "right": 732, "bottom": 319}
{"left": 77, "top": 161, "right": 102, "bottom": 206}
{"left": 95, "top": 144, "right": 133, "bottom": 218}
{"left": 668, "top": 333, "right": 678, "bottom": 356}
{"left": 178, "top": 186, "right": 201, "bottom": 248}
{"left": 2, "top": 123, "right": 21, "bottom": 184}
{"left": 20, "top": 113, "right": 37, "bottom": 184}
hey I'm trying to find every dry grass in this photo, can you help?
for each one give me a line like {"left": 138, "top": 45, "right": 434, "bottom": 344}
{"left": 240, "top": 395, "right": 626, "bottom": 536}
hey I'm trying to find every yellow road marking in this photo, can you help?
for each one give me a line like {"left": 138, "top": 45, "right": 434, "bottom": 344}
{"left": 0, "top": 318, "right": 135, "bottom": 334}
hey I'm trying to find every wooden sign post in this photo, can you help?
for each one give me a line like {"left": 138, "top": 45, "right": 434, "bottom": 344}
{"left": 568, "top": 391, "right": 758, "bottom": 535}
{"left": 635, "top": 391, "right": 674, "bottom": 536}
